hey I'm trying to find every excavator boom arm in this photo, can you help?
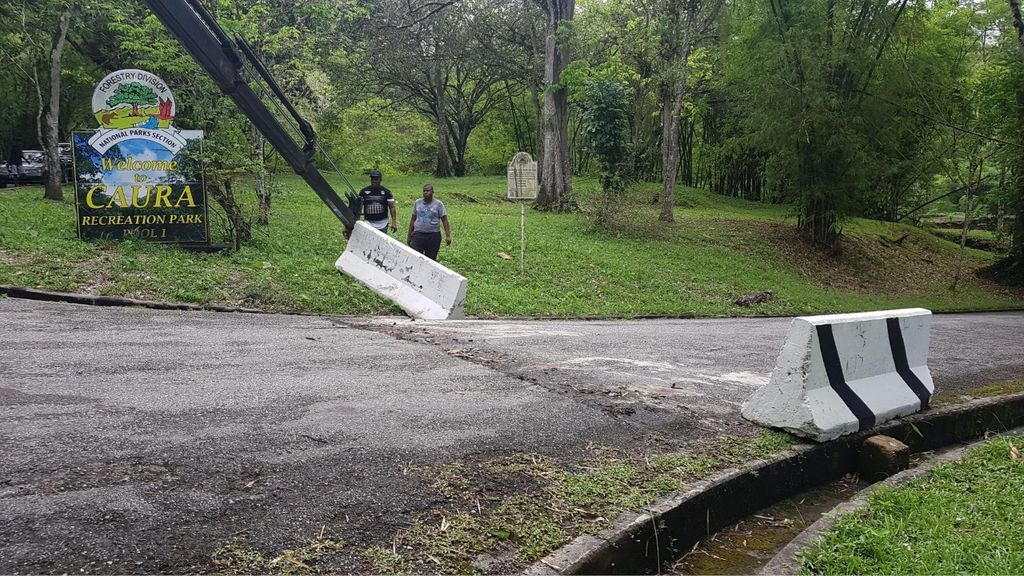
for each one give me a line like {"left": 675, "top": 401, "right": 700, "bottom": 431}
{"left": 142, "top": 0, "right": 358, "bottom": 231}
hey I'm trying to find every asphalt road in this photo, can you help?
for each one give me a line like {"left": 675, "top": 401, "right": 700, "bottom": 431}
{"left": 355, "top": 310, "right": 1024, "bottom": 425}
{"left": 1, "top": 299, "right": 1021, "bottom": 572}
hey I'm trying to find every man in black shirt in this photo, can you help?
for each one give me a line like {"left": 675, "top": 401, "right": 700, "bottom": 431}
{"left": 358, "top": 170, "right": 397, "bottom": 233}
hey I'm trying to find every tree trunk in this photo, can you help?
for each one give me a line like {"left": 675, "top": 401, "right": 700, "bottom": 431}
{"left": 211, "top": 179, "right": 251, "bottom": 250}
{"left": 1012, "top": 172, "right": 1024, "bottom": 266}
{"left": 33, "top": 69, "right": 45, "bottom": 176}
{"left": 535, "top": 0, "right": 574, "bottom": 210}
{"left": 434, "top": 64, "right": 452, "bottom": 178}
{"left": 43, "top": 7, "right": 71, "bottom": 201}
{"left": 681, "top": 117, "right": 694, "bottom": 187}
{"left": 1006, "top": 0, "right": 1024, "bottom": 270}
{"left": 1008, "top": 89, "right": 1024, "bottom": 269}
{"left": 253, "top": 131, "right": 271, "bottom": 225}
{"left": 952, "top": 163, "right": 978, "bottom": 291}
{"left": 452, "top": 123, "right": 469, "bottom": 177}
{"left": 532, "top": 83, "right": 544, "bottom": 163}
{"left": 659, "top": 10, "right": 694, "bottom": 222}
{"left": 1010, "top": 0, "right": 1024, "bottom": 55}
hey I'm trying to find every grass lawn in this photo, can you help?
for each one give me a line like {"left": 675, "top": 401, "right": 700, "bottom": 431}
{"left": 1, "top": 174, "right": 1021, "bottom": 316}
{"left": 800, "top": 435, "right": 1024, "bottom": 575}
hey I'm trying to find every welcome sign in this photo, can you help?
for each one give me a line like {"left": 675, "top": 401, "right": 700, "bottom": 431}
{"left": 74, "top": 69, "right": 209, "bottom": 243}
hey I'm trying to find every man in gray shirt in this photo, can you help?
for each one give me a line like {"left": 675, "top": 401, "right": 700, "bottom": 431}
{"left": 407, "top": 183, "right": 451, "bottom": 261}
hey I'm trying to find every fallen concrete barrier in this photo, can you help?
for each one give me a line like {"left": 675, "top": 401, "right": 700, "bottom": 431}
{"left": 742, "top": 308, "right": 933, "bottom": 442}
{"left": 336, "top": 221, "right": 467, "bottom": 320}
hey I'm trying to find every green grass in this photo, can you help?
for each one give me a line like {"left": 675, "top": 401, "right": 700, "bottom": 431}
{"left": 800, "top": 435, "right": 1024, "bottom": 575}
{"left": 364, "top": 431, "right": 799, "bottom": 574}
{"left": 1, "top": 175, "right": 1021, "bottom": 316}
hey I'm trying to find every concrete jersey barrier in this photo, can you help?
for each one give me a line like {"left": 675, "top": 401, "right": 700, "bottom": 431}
{"left": 742, "top": 308, "right": 933, "bottom": 442}
{"left": 336, "top": 221, "right": 467, "bottom": 320}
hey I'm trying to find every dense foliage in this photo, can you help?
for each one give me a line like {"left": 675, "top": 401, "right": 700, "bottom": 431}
{"left": 580, "top": 80, "right": 628, "bottom": 223}
{"left": 0, "top": 0, "right": 1020, "bottom": 269}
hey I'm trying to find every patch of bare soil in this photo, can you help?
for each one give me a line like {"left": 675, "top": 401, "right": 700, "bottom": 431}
{"left": 65, "top": 248, "right": 120, "bottom": 295}
{"left": 0, "top": 250, "right": 33, "bottom": 267}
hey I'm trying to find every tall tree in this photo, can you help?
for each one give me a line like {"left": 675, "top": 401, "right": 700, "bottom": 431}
{"left": 569, "top": 0, "right": 669, "bottom": 183}
{"left": 41, "top": 4, "right": 71, "bottom": 201}
{"left": 0, "top": 0, "right": 75, "bottom": 201}
{"left": 359, "top": 0, "right": 505, "bottom": 177}
{"left": 657, "top": 0, "right": 722, "bottom": 222}
{"left": 718, "top": 0, "right": 923, "bottom": 247}
{"left": 473, "top": 0, "right": 546, "bottom": 161}
{"left": 534, "top": 0, "right": 575, "bottom": 209}
{"left": 1004, "top": 0, "right": 1024, "bottom": 275}
{"left": 580, "top": 80, "right": 628, "bottom": 224}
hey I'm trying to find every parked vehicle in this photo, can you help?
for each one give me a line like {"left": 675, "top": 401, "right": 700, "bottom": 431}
{"left": 0, "top": 145, "right": 77, "bottom": 186}
{"left": 18, "top": 150, "right": 47, "bottom": 184}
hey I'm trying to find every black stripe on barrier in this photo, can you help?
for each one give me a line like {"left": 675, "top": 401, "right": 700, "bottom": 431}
{"left": 816, "top": 324, "right": 876, "bottom": 430}
{"left": 886, "top": 317, "right": 932, "bottom": 410}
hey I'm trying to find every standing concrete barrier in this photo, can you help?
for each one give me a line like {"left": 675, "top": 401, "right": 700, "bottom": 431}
{"left": 336, "top": 221, "right": 467, "bottom": 320}
{"left": 742, "top": 308, "right": 933, "bottom": 442}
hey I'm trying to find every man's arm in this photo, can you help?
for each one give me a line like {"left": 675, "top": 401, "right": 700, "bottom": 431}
{"left": 407, "top": 212, "right": 416, "bottom": 243}
{"left": 388, "top": 199, "right": 398, "bottom": 232}
{"left": 442, "top": 215, "right": 451, "bottom": 245}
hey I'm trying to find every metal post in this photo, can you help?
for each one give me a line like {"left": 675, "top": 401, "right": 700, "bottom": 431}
{"left": 520, "top": 201, "right": 526, "bottom": 273}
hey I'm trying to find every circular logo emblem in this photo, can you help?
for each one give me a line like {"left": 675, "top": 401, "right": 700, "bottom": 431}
{"left": 92, "top": 69, "right": 176, "bottom": 130}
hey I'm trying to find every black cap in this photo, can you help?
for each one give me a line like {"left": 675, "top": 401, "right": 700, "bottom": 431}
{"left": 369, "top": 170, "right": 382, "bottom": 179}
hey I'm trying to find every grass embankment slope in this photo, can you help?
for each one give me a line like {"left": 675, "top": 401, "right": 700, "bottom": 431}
{"left": 801, "top": 435, "right": 1024, "bottom": 575}
{"left": 1, "top": 175, "right": 1021, "bottom": 316}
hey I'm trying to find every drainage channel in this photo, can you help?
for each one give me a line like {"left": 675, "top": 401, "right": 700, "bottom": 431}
{"left": 530, "top": 393, "right": 1024, "bottom": 576}
{"left": 668, "top": 437, "right": 981, "bottom": 575}
{"left": 667, "top": 475, "right": 865, "bottom": 575}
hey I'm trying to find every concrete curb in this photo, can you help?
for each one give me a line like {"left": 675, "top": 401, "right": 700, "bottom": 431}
{"left": 0, "top": 284, "right": 266, "bottom": 314}
{"left": 759, "top": 426, "right": 1024, "bottom": 575}
{"left": 525, "top": 392, "right": 1024, "bottom": 575}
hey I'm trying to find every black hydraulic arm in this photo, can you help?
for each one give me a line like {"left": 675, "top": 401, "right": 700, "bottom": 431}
{"left": 141, "top": 0, "right": 359, "bottom": 231}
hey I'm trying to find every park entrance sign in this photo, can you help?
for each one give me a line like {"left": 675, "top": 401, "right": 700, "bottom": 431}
{"left": 73, "top": 69, "right": 208, "bottom": 243}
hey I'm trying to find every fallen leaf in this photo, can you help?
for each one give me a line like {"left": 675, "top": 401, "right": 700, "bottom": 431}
{"left": 1011, "top": 441, "right": 1021, "bottom": 462}
{"left": 497, "top": 252, "right": 513, "bottom": 260}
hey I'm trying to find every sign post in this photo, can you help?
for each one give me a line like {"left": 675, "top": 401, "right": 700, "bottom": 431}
{"left": 506, "top": 152, "right": 538, "bottom": 273}
{"left": 74, "top": 69, "right": 208, "bottom": 244}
